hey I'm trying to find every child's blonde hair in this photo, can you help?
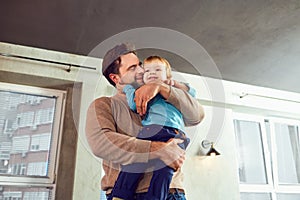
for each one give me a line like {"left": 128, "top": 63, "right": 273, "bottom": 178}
{"left": 143, "top": 55, "right": 172, "bottom": 79}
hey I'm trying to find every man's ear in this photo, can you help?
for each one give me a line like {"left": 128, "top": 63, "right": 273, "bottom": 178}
{"left": 109, "top": 73, "right": 120, "bottom": 85}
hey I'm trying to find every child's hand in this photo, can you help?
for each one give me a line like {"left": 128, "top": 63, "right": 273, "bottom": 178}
{"left": 165, "top": 80, "right": 190, "bottom": 92}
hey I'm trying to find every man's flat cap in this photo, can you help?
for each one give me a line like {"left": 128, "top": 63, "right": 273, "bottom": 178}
{"left": 102, "top": 43, "right": 135, "bottom": 74}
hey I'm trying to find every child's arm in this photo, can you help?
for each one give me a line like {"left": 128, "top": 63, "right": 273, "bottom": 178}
{"left": 123, "top": 85, "right": 137, "bottom": 111}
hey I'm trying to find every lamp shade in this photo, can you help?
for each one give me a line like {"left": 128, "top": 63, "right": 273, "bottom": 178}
{"left": 206, "top": 143, "right": 220, "bottom": 156}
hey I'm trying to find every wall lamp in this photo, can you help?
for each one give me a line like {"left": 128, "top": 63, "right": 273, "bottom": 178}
{"left": 201, "top": 140, "right": 221, "bottom": 156}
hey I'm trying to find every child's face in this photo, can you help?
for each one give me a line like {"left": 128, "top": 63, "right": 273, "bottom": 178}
{"left": 143, "top": 61, "right": 168, "bottom": 84}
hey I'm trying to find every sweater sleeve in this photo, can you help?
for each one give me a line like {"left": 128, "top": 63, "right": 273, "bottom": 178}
{"left": 186, "top": 83, "right": 196, "bottom": 98}
{"left": 166, "top": 86, "right": 204, "bottom": 127}
{"left": 85, "top": 97, "right": 151, "bottom": 165}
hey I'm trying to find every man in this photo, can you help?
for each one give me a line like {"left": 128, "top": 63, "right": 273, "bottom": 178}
{"left": 86, "top": 43, "right": 204, "bottom": 200}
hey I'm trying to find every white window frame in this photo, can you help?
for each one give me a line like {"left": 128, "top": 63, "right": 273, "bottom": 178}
{"left": 233, "top": 113, "right": 273, "bottom": 193}
{"left": 234, "top": 113, "right": 300, "bottom": 199}
{"left": 268, "top": 117, "right": 300, "bottom": 194}
{"left": 0, "top": 82, "right": 66, "bottom": 193}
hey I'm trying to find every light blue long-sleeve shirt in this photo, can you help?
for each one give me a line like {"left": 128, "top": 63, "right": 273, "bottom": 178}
{"left": 123, "top": 84, "right": 196, "bottom": 132}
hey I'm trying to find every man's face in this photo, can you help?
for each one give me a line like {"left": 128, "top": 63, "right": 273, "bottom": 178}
{"left": 117, "top": 53, "right": 144, "bottom": 86}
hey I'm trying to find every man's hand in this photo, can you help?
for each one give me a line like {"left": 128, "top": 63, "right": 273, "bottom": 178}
{"left": 149, "top": 138, "right": 185, "bottom": 171}
{"left": 134, "top": 83, "right": 160, "bottom": 115}
{"left": 134, "top": 82, "right": 171, "bottom": 115}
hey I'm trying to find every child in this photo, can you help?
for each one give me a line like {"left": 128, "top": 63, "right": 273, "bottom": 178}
{"left": 111, "top": 56, "right": 196, "bottom": 200}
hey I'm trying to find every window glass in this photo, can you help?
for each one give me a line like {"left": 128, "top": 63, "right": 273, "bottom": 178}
{"left": 0, "top": 91, "right": 56, "bottom": 178}
{"left": 234, "top": 119, "right": 268, "bottom": 184}
{"left": 234, "top": 114, "right": 300, "bottom": 198}
{"left": 277, "top": 193, "right": 300, "bottom": 200}
{"left": 0, "top": 185, "right": 52, "bottom": 200}
{"left": 273, "top": 123, "right": 300, "bottom": 184}
{"left": 27, "top": 162, "right": 47, "bottom": 176}
{"left": 0, "top": 83, "right": 64, "bottom": 186}
{"left": 30, "top": 133, "right": 51, "bottom": 151}
{"left": 12, "top": 136, "right": 30, "bottom": 153}
{"left": 240, "top": 192, "right": 272, "bottom": 200}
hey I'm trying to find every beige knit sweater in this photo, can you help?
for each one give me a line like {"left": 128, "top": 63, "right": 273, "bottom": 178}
{"left": 86, "top": 87, "right": 203, "bottom": 194}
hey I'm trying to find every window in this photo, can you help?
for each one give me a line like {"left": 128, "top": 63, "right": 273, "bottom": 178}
{"left": 12, "top": 136, "right": 30, "bottom": 153}
{"left": 3, "top": 191, "right": 22, "bottom": 200}
{"left": 11, "top": 163, "right": 26, "bottom": 175}
{"left": 0, "top": 82, "right": 66, "bottom": 200}
{"left": 34, "top": 108, "right": 55, "bottom": 125}
{"left": 27, "top": 162, "right": 47, "bottom": 176}
{"left": 16, "top": 112, "right": 34, "bottom": 127}
{"left": 234, "top": 113, "right": 300, "bottom": 200}
{"left": 24, "top": 191, "right": 49, "bottom": 200}
{"left": 240, "top": 192, "right": 272, "bottom": 200}
{"left": 269, "top": 121, "right": 300, "bottom": 185}
{"left": 30, "top": 133, "right": 51, "bottom": 151}
{"left": 1, "top": 186, "right": 52, "bottom": 200}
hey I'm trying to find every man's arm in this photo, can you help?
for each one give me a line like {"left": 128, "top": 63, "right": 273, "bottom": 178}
{"left": 86, "top": 96, "right": 186, "bottom": 170}
{"left": 134, "top": 82, "right": 204, "bottom": 126}
{"left": 85, "top": 97, "right": 151, "bottom": 165}
{"left": 167, "top": 85, "right": 204, "bottom": 126}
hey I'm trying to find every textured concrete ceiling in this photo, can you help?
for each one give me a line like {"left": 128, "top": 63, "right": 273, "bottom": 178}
{"left": 1, "top": 0, "right": 300, "bottom": 93}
